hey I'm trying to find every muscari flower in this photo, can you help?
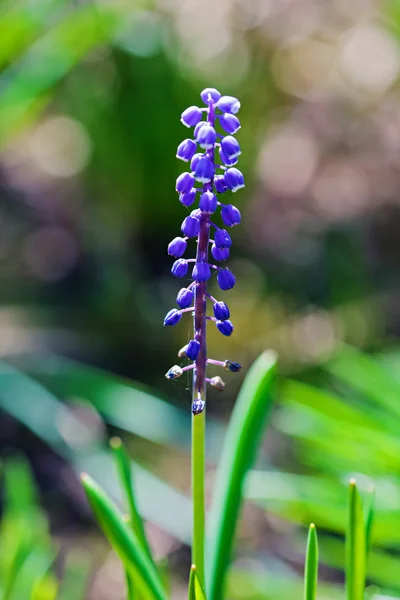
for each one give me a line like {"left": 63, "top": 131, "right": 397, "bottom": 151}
{"left": 165, "top": 87, "right": 245, "bottom": 415}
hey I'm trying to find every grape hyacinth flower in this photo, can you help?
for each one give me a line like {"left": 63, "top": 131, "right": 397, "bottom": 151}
{"left": 164, "top": 88, "right": 244, "bottom": 416}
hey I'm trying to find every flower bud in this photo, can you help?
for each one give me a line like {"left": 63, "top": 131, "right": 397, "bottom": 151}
{"left": 190, "top": 153, "right": 203, "bottom": 171}
{"left": 179, "top": 190, "right": 197, "bottom": 207}
{"left": 216, "top": 95, "right": 240, "bottom": 114}
{"left": 201, "top": 88, "right": 221, "bottom": 104}
{"left": 210, "top": 376, "right": 225, "bottom": 391}
{"left": 217, "top": 268, "right": 236, "bottom": 290}
{"left": 165, "top": 365, "right": 183, "bottom": 380}
{"left": 224, "top": 168, "right": 245, "bottom": 192}
{"left": 176, "top": 287, "right": 194, "bottom": 308}
{"left": 199, "top": 191, "right": 217, "bottom": 213}
{"left": 213, "top": 301, "right": 230, "bottom": 320}
{"left": 194, "top": 121, "right": 207, "bottom": 137}
{"left": 216, "top": 319, "right": 234, "bottom": 336}
{"left": 192, "top": 399, "right": 205, "bottom": 415}
{"left": 221, "top": 136, "right": 241, "bottom": 160}
{"left": 211, "top": 244, "right": 229, "bottom": 261}
{"left": 176, "top": 172, "right": 195, "bottom": 193}
{"left": 178, "top": 344, "right": 188, "bottom": 358}
{"left": 196, "top": 124, "right": 216, "bottom": 149}
{"left": 176, "top": 139, "right": 197, "bottom": 162}
{"left": 224, "top": 360, "right": 242, "bottom": 373}
{"left": 164, "top": 309, "right": 183, "bottom": 326}
{"left": 192, "top": 262, "right": 211, "bottom": 282}
{"left": 214, "top": 229, "right": 232, "bottom": 248}
{"left": 181, "top": 106, "right": 202, "bottom": 127}
{"left": 194, "top": 156, "right": 214, "bottom": 183}
{"left": 186, "top": 339, "right": 201, "bottom": 360}
{"left": 171, "top": 259, "right": 189, "bottom": 278}
{"left": 219, "top": 147, "right": 238, "bottom": 167}
{"left": 221, "top": 204, "right": 241, "bottom": 227}
{"left": 214, "top": 174, "right": 228, "bottom": 194}
{"left": 219, "top": 113, "right": 241, "bottom": 135}
{"left": 181, "top": 215, "right": 200, "bottom": 237}
{"left": 168, "top": 237, "right": 187, "bottom": 258}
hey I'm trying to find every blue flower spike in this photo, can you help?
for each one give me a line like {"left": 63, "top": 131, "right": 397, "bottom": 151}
{"left": 164, "top": 88, "right": 245, "bottom": 415}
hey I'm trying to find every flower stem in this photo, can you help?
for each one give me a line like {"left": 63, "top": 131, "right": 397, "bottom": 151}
{"left": 192, "top": 408, "right": 206, "bottom": 585}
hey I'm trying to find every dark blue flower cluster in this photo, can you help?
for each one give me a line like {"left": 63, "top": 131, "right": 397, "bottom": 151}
{"left": 164, "top": 88, "right": 244, "bottom": 414}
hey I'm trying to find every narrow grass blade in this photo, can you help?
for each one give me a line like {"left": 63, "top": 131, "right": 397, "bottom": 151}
{"left": 365, "top": 486, "right": 375, "bottom": 555}
{"left": 81, "top": 474, "right": 166, "bottom": 600}
{"left": 346, "top": 480, "right": 366, "bottom": 600}
{"left": 192, "top": 409, "right": 206, "bottom": 588}
{"left": 207, "top": 351, "right": 277, "bottom": 600}
{"left": 188, "top": 565, "right": 207, "bottom": 600}
{"left": 304, "top": 524, "right": 318, "bottom": 600}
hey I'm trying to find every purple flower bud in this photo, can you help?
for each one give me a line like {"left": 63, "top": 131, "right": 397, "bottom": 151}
{"left": 186, "top": 339, "right": 201, "bottom": 360}
{"left": 225, "top": 167, "right": 245, "bottom": 192}
{"left": 192, "top": 262, "right": 211, "bottom": 282}
{"left": 176, "top": 172, "right": 195, "bottom": 193}
{"left": 194, "top": 121, "right": 207, "bottom": 137}
{"left": 194, "top": 156, "right": 214, "bottom": 183}
{"left": 164, "top": 308, "right": 183, "bottom": 326}
{"left": 190, "top": 208, "right": 202, "bottom": 219}
{"left": 179, "top": 189, "right": 197, "bottom": 207}
{"left": 201, "top": 88, "right": 221, "bottom": 104}
{"left": 199, "top": 191, "right": 217, "bottom": 213}
{"left": 181, "top": 106, "right": 202, "bottom": 127}
{"left": 176, "top": 139, "right": 197, "bottom": 162}
{"left": 168, "top": 236, "right": 187, "bottom": 258}
{"left": 171, "top": 259, "right": 189, "bottom": 278}
{"left": 221, "top": 204, "right": 241, "bottom": 227}
{"left": 176, "top": 287, "right": 194, "bottom": 308}
{"left": 224, "top": 359, "right": 242, "bottom": 372}
{"left": 214, "top": 174, "right": 228, "bottom": 194}
{"left": 221, "top": 136, "right": 241, "bottom": 160}
{"left": 166, "top": 365, "right": 183, "bottom": 379}
{"left": 192, "top": 399, "right": 205, "bottom": 415}
{"left": 219, "top": 147, "right": 238, "bottom": 167}
{"left": 190, "top": 153, "right": 203, "bottom": 171}
{"left": 214, "top": 228, "right": 232, "bottom": 248}
{"left": 181, "top": 215, "right": 200, "bottom": 237}
{"left": 213, "top": 301, "right": 230, "bottom": 320}
{"left": 216, "top": 96, "right": 241, "bottom": 114}
{"left": 216, "top": 319, "right": 234, "bottom": 336}
{"left": 217, "top": 268, "right": 236, "bottom": 290}
{"left": 219, "top": 113, "right": 241, "bottom": 134}
{"left": 196, "top": 124, "right": 217, "bottom": 149}
{"left": 211, "top": 244, "right": 230, "bottom": 261}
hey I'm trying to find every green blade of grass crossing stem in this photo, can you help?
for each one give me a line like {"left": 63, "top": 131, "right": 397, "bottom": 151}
{"left": 304, "top": 524, "right": 318, "bottom": 600}
{"left": 346, "top": 480, "right": 366, "bottom": 600}
{"left": 365, "top": 486, "right": 375, "bottom": 556}
{"left": 188, "top": 565, "right": 207, "bottom": 600}
{"left": 81, "top": 474, "right": 166, "bottom": 600}
{"left": 207, "top": 351, "right": 277, "bottom": 600}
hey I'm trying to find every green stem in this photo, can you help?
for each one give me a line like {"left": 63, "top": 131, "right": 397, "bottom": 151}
{"left": 192, "top": 409, "right": 206, "bottom": 589}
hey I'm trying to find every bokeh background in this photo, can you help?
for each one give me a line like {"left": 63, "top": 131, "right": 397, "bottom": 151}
{"left": 2, "top": 0, "right": 400, "bottom": 598}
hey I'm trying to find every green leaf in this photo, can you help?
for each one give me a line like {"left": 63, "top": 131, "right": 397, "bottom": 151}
{"left": 81, "top": 473, "right": 166, "bottom": 600}
{"left": 188, "top": 565, "right": 207, "bottom": 600}
{"left": 304, "top": 524, "right": 318, "bottom": 600}
{"left": 365, "top": 486, "right": 375, "bottom": 556}
{"left": 346, "top": 480, "right": 366, "bottom": 600}
{"left": 207, "top": 351, "right": 277, "bottom": 600}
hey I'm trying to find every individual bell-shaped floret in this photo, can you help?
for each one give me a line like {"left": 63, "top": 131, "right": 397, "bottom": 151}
{"left": 168, "top": 237, "right": 187, "bottom": 258}
{"left": 201, "top": 88, "right": 221, "bottom": 104}
{"left": 179, "top": 190, "right": 197, "bottom": 207}
{"left": 199, "top": 191, "right": 217, "bottom": 213}
{"left": 181, "top": 215, "right": 200, "bottom": 237}
{"left": 210, "top": 376, "right": 225, "bottom": 391}
{"left": 171, "top": 259, "right": 189, "bottom": 278}
{"left": 165, "top": 365, "right": 183, "bottom": 380}
{"left": 219, "top": 113, "right": 241, "bottom": 135}
{"left": 214, "top": 228, "right": 232, "bottom": 248}
{"left": 192, "top": 262, "right": 211, "bottom": 282}
{"left": 178, "top": 344, "right": 188, "bottom": 358}
{"left": 176, "top": 172, "right": 195, "bottom": 193}
{"left": 211, "top": 244, "right": 229, "bottom": 261}
{"left": 221, "top": 204, "right": 241, "bottom": 227}
{"left": 181, "top": 106, "right": 202, "bottom": 127}
{"left": 190, "top": 153, "right": 203, "bottom": 171}
{"left": 176, "top": 139, "right": 197, "bottom": 162}
{"left": 225, "top": 168, "right": 245, "bottom": 192}
{"left": 164, "top": 309, "right": 183, "bottom": 326}
{"left": 186, "top": 339, "right": 201, "bottom": 360}
{"left": 221, "top": 136, "right": 241, "bottom": 160}
{"left": 216, "top": 319, "right": 234, "bottom": 336}
{"left": 217, "top": 268, "right": 236, "bottom": 290}
{"left": 176, "top": 287, "right": 194, "bottom": 308}
{"left": 194, "top": 121, "right": 207, "bottom": 137}
{"left": 192, "top": 398, "right": 205, "bottom": 415}
{"left": 196, "top": 124, "right": 217, "bottom": 149}
{"left": 214, "top": 174, "right": 228, "bottom": 194}
{"left": 194, "top": 157, "right": 214, "bottom": 183}
{"left": 190, "top": 208, "right": 202, "bottom": 219}
{"left": 213, "top": 301, "right": 230, "bottom": 320}
{"left": 224, "top": 360, "right": 242, "bottom": 373}
{"left": 219, "top": 147, "right": 238, "bottom": 167}
{"left": 216, "top": 96, "right": 240, "bottom": 114}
